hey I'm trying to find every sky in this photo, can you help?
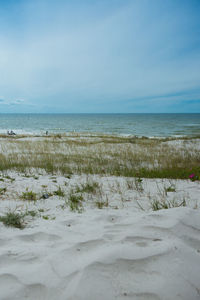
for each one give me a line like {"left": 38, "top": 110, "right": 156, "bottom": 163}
{"left": 0, "top": 0, "right": 199, "bottom": 113}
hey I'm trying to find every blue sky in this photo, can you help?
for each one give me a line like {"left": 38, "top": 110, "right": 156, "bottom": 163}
{"left": 0, "top": 0, "right": 199, "bottom": 113}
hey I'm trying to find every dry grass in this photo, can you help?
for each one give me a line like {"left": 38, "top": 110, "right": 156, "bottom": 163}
{"left": 0, "top": 135, "right": 199, "bottom": 179}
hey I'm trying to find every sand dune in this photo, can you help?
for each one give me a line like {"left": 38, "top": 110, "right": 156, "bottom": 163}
{"left": 0, "top": 174, "right": 200, "bottom": 299}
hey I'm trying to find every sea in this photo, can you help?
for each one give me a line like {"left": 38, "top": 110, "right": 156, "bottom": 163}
{"left": 0, "top": 113, "right": 199, "bottom": 138}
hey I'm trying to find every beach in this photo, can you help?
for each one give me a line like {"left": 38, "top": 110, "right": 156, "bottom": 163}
{"left": 1, "top": 0, "right": 200, "bottom": 297}
{"left": 0, "top": 134, "right": 200, "bottom": 300}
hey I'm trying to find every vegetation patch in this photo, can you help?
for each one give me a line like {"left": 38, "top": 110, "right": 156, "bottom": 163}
{"left": 151, "top": 198, "right": 186, "bottom": 211}
{"left": 68, "top": 193, "right": 84, "bottom": 212}
{"left": 164, "top": 185, "right": 176, "bottom": 194}
{"left": 95, "top": 200, "right": 108, "bottom": 209}
{"left": 0, "top": 187, "right": 7, "bottom": 195}
{"left": 0, "top": 212, "right": 25, "bottom": 229}
{"left": 25, "top": 210, "right": 38, "bottom": 217}
{"left": 53, "top": 186, "right": 65, "bottom": 197}
{"left": 21, "top": 190, "right": 37, "bottom": 201}
{"left": 0, "top": 135, "right": 199, "bottom": 179}
{"left": 75, "top": 181, "right": 100, "bottom": 194}
{"left": 4, "top": 175, "right": 15, "bottom": 181}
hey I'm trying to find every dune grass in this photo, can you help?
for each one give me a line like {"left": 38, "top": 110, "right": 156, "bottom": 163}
{"left": 68, "top": 193, "right": 84, "bottom": 212}
{"left": 151, "top": 198, "right": 186, "bottom": 211}
{"left": 53, "top": 186, "right": 65, "bottom": 197}
{"left": 0, "top": 187, "right": 7, "bottom": 195}
{"left": 21, "top": 190, "right": 37, "bottom": 201}
{"left": 0, "top": 135, "right": 199, "bottom": 179}
{"left": 0, "top": 211, "right": 25, "bottom": 229}
{"left": 74, "top": 180, "right": 100, "bottom": 194}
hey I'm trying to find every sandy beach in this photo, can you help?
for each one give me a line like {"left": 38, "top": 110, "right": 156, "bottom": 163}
{"left": 0, "top": 135, "right": 200, "bottom": 300}
{"left": 1, "top": 0, "right": 200, "bottom": 297}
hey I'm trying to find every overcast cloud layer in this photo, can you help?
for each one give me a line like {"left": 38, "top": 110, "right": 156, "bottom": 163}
{"left": 0, "top": 0, "right": 200, "bottom": 113}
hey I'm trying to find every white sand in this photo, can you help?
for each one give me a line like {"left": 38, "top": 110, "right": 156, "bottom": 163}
{"left": 0, "top": 173, "right": 200, "bottom": 300}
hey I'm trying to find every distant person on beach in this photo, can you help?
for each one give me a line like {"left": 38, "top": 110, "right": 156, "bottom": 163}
{"left": 46, "top": 131, "right": 48, "bottom": 136}
{"left": 7, "top": 130, "right": 16, "bottom": 135}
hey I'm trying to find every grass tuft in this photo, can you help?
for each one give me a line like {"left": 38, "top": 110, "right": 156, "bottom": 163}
{"left": 21, "top": 190, "right": 37, "bottom": 201}
{"left": 25, "top": 210, "right": 38, "bottom": 217}
{"left": 0, "top": 211, "right": 24, "bottom": 229}
{"left": 164, "top": 185, "right": 176, "bottom": 194}
{"left": 151, "top": 198, "right": 186, "bottom": 211}
{"left": 0, "top": 187, "right": 7, "bottom": 195}
{"left": 75, "top": 181, "right": 100, "bottom": 194}
{"left": 95, "top": 200, "right": 108, "bottom": 209}
{"left": 53, "top": 186, "right": 65, "bottom": 197}
{"left": 68, "top": 193, "right": 84, "bottom": 212}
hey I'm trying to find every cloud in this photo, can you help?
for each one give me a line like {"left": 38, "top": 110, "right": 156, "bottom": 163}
{"left": 0, "top": 97, "right": 31, "bottom": 107}
{"left": 0, "top": 0, "right": 199, "bottom": 112}
{"left": 10, "top": 99, "right": 25, "bottom": 105}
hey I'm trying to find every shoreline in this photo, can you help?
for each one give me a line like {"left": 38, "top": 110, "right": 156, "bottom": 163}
{"left": 0, "top": 130, "right": 200, "bottom": 140}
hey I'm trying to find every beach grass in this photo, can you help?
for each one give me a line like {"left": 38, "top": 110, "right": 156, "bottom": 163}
{"left": 151, "top": 197, "right": 186, "bottom": 211}
{"left": 0, "top": 211, "right": 25, "bottom": 229}
{"left": 21, "top": 190, "right": 37, "bottom": 201}
{"left": 0, "top": 135, "right": 199, "bottom": 179}
{"left": 53, "top": 186, "right": 65, "bottom": 197}
{"left": 68, "top": 193, "right": 84, "bottom": 212}
{"left": 74, "top": 180, "right": 100, "bottom": 194}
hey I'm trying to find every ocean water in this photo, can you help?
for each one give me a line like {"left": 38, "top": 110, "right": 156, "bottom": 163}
{"left": 0, "top": 113, "right": 199, "bottom": 137}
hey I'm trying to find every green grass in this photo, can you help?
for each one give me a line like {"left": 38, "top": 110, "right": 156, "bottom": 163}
{"left": 60, "top": 192, "right": 84, "bottom": 212}
{"left": 95, "top": 200, "right": 108, "bottom": 209}
{"left": 151, "top": 198, "right": 186, "bottom": 211}
{"left": 0, "top": 187, "right": 6, "bottom": 195}
{"left": 69, "top": 193, "right": 83, "bottom": 203}
{"left": 164, "top": 185, "right": 176, "bottom": 194}
{"left": 0, "top": 212, "right": 24, "bottom": 229}
{"left": 25, "top": 210, "right": 38, "bottom": 217}
{"left": 4, "top": 175, "right": 15, "bottom": 181}
{"left": 21, "top": 190, "right": 37, "bottom": 201}
{"left": 75, "top": 181, "right": 100, "bottom": 194}
{"left": 68, "top": 193, "right": 84, "bottom": 212}
{"left": 0, "top": 208, "right": 39, "bottom": 229}
{"left": 53, "top": 186, "right": 65, "bottom": 197}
